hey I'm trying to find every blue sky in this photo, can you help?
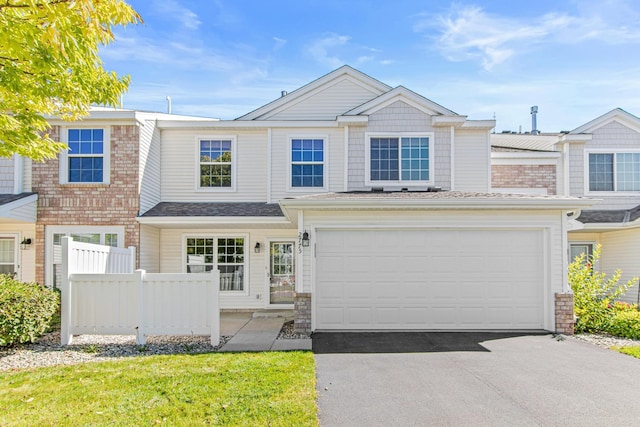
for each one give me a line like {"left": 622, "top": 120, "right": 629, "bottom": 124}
{"left": 101, "top": 0, "right": 640, "bottom": 132}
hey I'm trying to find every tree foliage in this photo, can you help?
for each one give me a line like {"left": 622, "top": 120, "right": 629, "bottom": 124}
{"left": 0, "top": 0, "right": 141, "bottom": 160}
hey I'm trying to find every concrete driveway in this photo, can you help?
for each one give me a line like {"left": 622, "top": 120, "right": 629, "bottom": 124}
{"left": 314, "top": 333, "right": 640, "bottom": 426}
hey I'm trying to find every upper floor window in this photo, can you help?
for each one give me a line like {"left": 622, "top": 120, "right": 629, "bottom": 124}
{"left": 199, "top": 139, "right": 233, "bottom": 189}
{"left": 291, "top": 138, "right": 324, "bottom": 188}
{"left": 366, "top": 133, "right": 433, "bottom": 185}
{"left": 588, "top": 152, "right": 640, "bottom": 192}
{"left": 62, "top": 128, "right": 109, "bottom": 184}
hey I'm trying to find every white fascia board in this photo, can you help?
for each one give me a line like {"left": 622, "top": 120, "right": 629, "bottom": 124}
{"left": 136, "top": 216, "right": 292, "bottom": 226}
{"left": 460, "top": 120, "right": 497, "bottom": 130}
{"left": 491, "top": 152, "right": 561, "bottom": 165}
{"left": 346, "top": 87, "right": 455, "bottom": 116}
{"left": 431, "top": 116, "right": 467, "bottom": 127}
{"left": 336, "top": 116, "right": 369, "bottom": 124}
{"left": 279, "top": 197, "right": 596, "bottom": 211}
{"left": 571, "top": 109, "right": 640, "bottom": 134}
{"left": 559, "top": 134, "right": 592, "bottom": 144}
{"left": 156, "top": 120, "right": 340, "bottom": 129}
{"left": 492, "top": 152, "right": 561, "bottom": 159}
{"left": 579, "top": 221, "right": 640, "bottom": 231}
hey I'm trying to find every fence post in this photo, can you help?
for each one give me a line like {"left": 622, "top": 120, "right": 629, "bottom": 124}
{"left": 210, "top": 269, "right": 220, "bottom": 346}
{"left": 136, "top": 269, "right": 146, "bottom": 345}
{"left": 60, "top": 237, "right": 75, "bottom": 345}
{"left": 128, "top": 246, "right": 136, "bottom": 273}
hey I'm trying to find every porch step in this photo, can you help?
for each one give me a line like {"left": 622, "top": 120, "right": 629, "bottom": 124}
{"left": 252, "top": 309, "right": 294, "bottom": 319}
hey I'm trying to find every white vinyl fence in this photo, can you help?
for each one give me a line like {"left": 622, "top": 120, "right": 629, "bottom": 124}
{"left": 60, "top": 237, "right": 220, "bottom": 346}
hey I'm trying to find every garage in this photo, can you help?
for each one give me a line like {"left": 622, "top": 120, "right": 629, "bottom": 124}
{"left": 315, "top": 228, "right": 545, "bottom": 330}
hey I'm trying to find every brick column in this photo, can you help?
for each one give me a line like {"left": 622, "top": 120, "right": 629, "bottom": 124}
{"left": 294, "top": 292, "right": 312, "bottom": 335}
{"left": 555, "top": 293, "right": 575, "bottom": 335}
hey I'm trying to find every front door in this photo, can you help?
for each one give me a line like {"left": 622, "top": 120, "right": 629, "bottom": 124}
{"left": 269, "top": 241, "right": 295, "bottom": 305}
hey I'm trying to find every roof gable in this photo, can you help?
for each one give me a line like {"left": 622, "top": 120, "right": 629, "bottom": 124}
{"left": 572, "top": 108, "right": 640, "bottom": 134}
{"left": 236, "top": 65, "right": 391, "bottom": 121}
{"left": 343, "top": 86, "right": 457, "bottom": 117}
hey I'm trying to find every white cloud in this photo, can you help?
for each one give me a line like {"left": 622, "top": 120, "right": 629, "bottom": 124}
{"left": 273, "top": 37, "right": 287, "bottom": 51}
{"left": 307, "top": 34, "right": 351, "bottom": 68}
{"left": 154, "top": 0, "right": 201, "bottom": 30}
{"left": 419, "top": 1, "right": 640, "bottom": 70}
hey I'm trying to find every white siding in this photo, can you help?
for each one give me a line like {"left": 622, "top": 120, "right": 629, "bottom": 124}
{"left": 600, "top": 229, "right": 640, "bottom": 305}
{"left": 270, "top": 128, "right": 345, "bottom": 201}
{"left": 262, "top": 78, "right": 381, "bottom": 120}
{"left": 454, "top": 129, "right": 490, "bottom": 192}
{"left": 139, "top": 224, "right": 160, "bottom": 273}
{"left": 569, "top": 121, "right": 640, "bottom": 210}
{"left": 0, "top": 224, "right": 36, "bottom": 282}
{"left": 139, "top": 120, "right": 161, "bottom": 214}
{"left": 160, "top": 129, "right": 268, "bottom": 202}
{"left": 8, "top": 201, "right": 36, "bottom": 223}
{"left": 0, "top": 157, "right": 14, "bottom": 193}
{"left": 158, "top": 228, "right": 296, "bottom": 309}
{"left": 348, "top": 101, "right": 452, "bottom": 190}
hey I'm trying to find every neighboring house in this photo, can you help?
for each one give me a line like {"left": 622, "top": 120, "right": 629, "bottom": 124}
{"left": 491, "top": 108, "right": 640, "bottom": 305}
{"left": 1, "top": 66, "right": 591, "bottom": 334}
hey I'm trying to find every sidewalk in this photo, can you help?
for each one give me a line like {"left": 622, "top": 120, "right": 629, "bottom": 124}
{"left": 219, "top": 311, "right": 312, "bottom": 352}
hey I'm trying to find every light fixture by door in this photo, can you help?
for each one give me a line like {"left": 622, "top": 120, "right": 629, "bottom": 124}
{"left": 20, "top": 238, "right": 32, "bottom": 250}
{"left": 254, "top": 242, "right": 261, "bottom": 253}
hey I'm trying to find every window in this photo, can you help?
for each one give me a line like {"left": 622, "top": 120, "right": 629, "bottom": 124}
{"left": 199, "top": 139, "right": 233, "bottom": 188}
{"left": 186, "top": 237, "right": 245, "bottom": 291}
{"left": 588, "top": 152, "right": 640, "bottom": 192}
{"left": 291, "top": 138, "right": 324, "bottom": 188}
{"left": 569, "top": 243, "right": 594, "bottom": 265}
{"left": 367, "top": 134, "right": 432, "bottom": 184}
{"left": 68, "top": 129, "right": 104, "bottom": 183}
{"left": 0, "top": 237, "right": 15, "bottom": 276}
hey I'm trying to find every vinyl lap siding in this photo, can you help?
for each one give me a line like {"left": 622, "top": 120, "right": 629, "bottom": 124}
{"left": 454, "top": 130, "right": 490, "bottom": 192}
{"left": 600, "top": 229, "right": 640, "bottom": 305}
{"left": 270, "top": 128, "right": 344, "bottom": 201}
{"left": 262, "top": 78, "right": 382, "bottom": 120}
{"left": 139, "top": 120, "right": 161, "bottom": 215}
{"left": 160, "top": 129, "right": 267, "bottom": 202}
{"left": 139, "top": 224, "right": 160, "bottom": 273}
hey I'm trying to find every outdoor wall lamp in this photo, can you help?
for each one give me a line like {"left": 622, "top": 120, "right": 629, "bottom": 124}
{"left": 254, "top": 242, "right": 261, "bottom": 253}
{"left": 20, "top": 238, "right": 32, "bottom": 250}
{"left": 301, "top": 231, "right": 310, "bottom": 247}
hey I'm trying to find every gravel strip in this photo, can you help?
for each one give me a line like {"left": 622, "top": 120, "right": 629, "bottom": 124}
{"left": 277, "top": 320, "right": 310, "bottom": 340}
{"left": 571, "top": 333, "right": 640, "bottom": 349}
{"left": 0, "top": 331, "right": 231, "bottom": 372}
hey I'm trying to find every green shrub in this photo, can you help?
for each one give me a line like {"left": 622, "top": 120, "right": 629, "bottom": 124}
{"left": 0, "top": 275, "right": 59, "bottom": 347}
{"left": 609, "top": 310, "right": 640, "bottom": 340}
{"left": 568, "top": 245, "right": 639, "bottom": 334}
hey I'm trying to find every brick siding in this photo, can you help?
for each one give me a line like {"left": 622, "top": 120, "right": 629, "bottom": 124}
{"left": 33, "top": 125, "right": 140, "bottom": 284}
{"left": 555, "top": 293, "right": 575, "bottom": 335}
{"left": 492, "top": 164, "right": 557, "bottom": 195}
{"left": 294, "top": 292, "right": 312, "bottom": 335}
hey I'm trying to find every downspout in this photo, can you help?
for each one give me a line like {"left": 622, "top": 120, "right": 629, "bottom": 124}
{"left": 13, "top": 154, "right": 23, "bottom": 194}
{"left": 450, "top": 126, "right": 455, "bottom": 190}
{"left": 267, "top": 128, "right": 272, "bottom": 203}
{"left": 343, "top": 125, "right": 349, "bottom": 191}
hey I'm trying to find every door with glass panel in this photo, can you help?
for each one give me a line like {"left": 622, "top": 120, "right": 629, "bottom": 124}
{"left": 0, "top": 236, "right": 16, "bottom": 277}
{"left": 269, "top": 242, "right": 295, "bottom": 305}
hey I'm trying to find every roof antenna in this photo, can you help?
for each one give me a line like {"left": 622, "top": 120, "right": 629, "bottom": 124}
{"left": 531, "top": 106, "right": 539, "bottom": 135}
{"left": 166, "top": 96, "right": 172, "bottom": 114}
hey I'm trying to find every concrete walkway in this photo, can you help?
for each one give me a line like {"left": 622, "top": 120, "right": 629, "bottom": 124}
{"left": 219, "top": 310, "right": 312, "bottom": 352}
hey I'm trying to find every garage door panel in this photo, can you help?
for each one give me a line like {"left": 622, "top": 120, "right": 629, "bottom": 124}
{"left": 315, "top": 229, "right": 545, "bottom": 330}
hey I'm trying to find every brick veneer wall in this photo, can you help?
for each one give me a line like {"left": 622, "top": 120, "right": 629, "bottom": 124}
{"left": 492, "top": 164, "right": 557, "bottom": 195}
{"left": 294, "top": 292, "right": 312, "bottom": 335}
{"left": 555, "top": 293, "right": 575, "bottom": 335}
{"left": 33, "top": 125, "right": 140, "bottom": 284}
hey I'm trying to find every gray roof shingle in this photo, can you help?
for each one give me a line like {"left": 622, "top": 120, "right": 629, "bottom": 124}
{"left": 576, "top": 204, "right": 640, "bottom": 224}
{"left": 141, "top": 202, "right": 284, "bottom": 217}
{"left": 0, "top": 192, "right": 36, "bottom": 206}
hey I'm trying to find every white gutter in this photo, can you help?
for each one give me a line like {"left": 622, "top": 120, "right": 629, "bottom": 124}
{"left": 136, "top": 216, "right": 291, "bottom": 225}
{"left": 157, "top": 120, "right": 342, "bottom": 129}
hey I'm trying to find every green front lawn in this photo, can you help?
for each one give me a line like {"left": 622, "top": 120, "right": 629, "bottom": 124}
{"left": 0, "top": 351, "right": 317, "bottom": 426}
{"left": 613, "top": 345, "right": 640, "bottom": 359}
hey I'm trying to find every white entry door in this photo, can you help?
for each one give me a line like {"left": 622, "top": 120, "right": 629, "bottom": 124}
{"left": 315, "top": 229, "right": 545, "bottom": 330}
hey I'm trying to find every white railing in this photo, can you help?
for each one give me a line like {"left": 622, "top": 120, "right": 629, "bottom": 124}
{"left": 60, "top": 237, "right": 220, "bottom": 346}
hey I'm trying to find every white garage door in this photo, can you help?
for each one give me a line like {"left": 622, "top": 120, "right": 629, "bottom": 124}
{"left": 315, "top": 229, "right": 545, "bottom": 330}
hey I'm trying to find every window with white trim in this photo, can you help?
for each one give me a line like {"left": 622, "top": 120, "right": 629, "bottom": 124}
{"left": 66, "top": 128, "right": 106, "bottom": 183}
{"left": 588, "top": 152, "right": 640, "bottom": 192}
{"left": 199, "top": 139, "right": 233, "bottom": 188}
{"left": 569, "top": 243, "right": 594, "bottom": 266}
{"left": 291, "top": 138, "right": 324, "bottom": 188}
{"left": 367, "top": 134, "right": 433, "bottom": 184}
{"left": 186, "top": 237, "right": 245, "bottom": 291}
